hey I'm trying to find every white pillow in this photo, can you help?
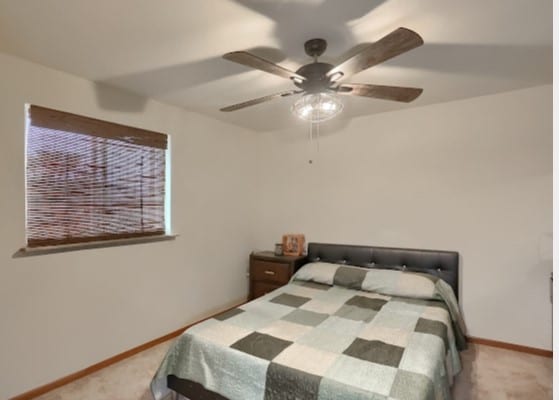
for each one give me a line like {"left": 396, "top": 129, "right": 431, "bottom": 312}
{"left": 292, "top": 262, "right": 342, "bottom": 285}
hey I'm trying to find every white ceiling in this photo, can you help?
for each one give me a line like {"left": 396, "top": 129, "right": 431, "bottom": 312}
{"left": 0, "top": 0, "right": 552, "bottom": 132}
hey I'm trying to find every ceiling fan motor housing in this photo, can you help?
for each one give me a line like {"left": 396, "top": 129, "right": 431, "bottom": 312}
{"left": 294, "top": 62, "right": 335, "bottom": 93}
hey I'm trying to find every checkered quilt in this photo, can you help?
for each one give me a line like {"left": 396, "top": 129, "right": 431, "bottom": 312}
{"left": 151, "top": 263, "right": 466, "bottom": 400}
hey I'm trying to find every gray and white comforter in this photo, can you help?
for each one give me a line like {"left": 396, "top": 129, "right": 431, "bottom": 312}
{"left": 151, "top": 262, "right": 466, "bottom": 400}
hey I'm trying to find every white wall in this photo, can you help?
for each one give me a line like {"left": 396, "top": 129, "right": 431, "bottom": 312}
{"left": 253, "top": 85, "right": 553, "bottom": 350}
{"left": 0, "top": 52, "right": 256, "bottom": 399}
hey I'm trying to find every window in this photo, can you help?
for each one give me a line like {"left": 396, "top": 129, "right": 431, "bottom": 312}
{"left": 26, "top": 105, "right": 168, "bottom": 248}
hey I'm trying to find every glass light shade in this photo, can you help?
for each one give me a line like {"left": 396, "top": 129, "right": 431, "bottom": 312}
{"left": 291, "top": 93, "right": 343, "bottom": 122}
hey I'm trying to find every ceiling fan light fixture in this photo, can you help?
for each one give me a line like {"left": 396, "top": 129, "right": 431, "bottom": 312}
{"left": 291, "top": 93, "right": 343, "bottom": 122}
{"left": 300, "top": 105, "right": 313, "bottom": 117}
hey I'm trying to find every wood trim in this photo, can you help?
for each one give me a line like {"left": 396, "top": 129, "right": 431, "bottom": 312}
{"left": 10, "top": 299, "right": 248, "bottom": 400}
{"left": 26, "top": 231, "right": 167, "bottom": 248}
{"left": 14, "top": 234, "right": 177, "bottom": 258}
{"left": 467, "top": 336, "right": 552, "bottom": 358}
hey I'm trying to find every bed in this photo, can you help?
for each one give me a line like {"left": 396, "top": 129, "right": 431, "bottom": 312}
{"left": 151, "top": 242, "right": 466, "bottom": 400}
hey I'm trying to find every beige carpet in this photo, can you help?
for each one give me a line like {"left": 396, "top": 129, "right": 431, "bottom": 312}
{"left": 35, "top": 340, "right": 552, "bottom": 400}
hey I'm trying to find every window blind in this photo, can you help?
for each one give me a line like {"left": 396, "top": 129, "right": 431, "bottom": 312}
{"left": 26, "top": 105, "right": 168, "bottom": 247}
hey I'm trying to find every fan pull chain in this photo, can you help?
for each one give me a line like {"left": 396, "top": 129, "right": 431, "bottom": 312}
{"left": 308, "top": 99, "right": 322, "bottom": 164}
{"left": 315, "top": 120, "right": 320, "bottom": 154}
{"left": 308, "top": 119, "right": 314, "bottom": 164}
{"left": 308, "top": 122, "right": 320, "bottom": 164}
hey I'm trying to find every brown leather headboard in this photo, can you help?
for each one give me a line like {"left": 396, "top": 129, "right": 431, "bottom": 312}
{"left": 306, "top": 242, "right": 460, "bottom": 299}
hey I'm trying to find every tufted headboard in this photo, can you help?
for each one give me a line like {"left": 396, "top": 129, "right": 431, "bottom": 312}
{"left": 306, "top": 242, "right": 460, "bottom": 300}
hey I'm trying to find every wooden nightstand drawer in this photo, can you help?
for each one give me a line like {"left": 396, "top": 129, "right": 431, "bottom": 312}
{"left": 251, "top": 260, "right": 290, "bottom": 284}
{"left": 253, "top": 282, "right": 281, "bottom": 298}
{"left": 249, "top": 251, "right": 307, "bottom": 300}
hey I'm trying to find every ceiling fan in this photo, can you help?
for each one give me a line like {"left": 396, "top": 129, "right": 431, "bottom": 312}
{"left": 220, "top": 27, "right": 424, "bottom": 114}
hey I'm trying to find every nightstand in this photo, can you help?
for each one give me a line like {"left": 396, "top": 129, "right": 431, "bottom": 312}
{"left": 249, "top": 251, "right": 307, "bottom": 300}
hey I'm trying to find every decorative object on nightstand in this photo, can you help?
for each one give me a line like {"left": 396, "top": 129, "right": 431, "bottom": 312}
{"left": 274, "top": 243, "right": 283, "bottom": 256}
{"left": 282, "top": 233, "right": 306, "bottom": 256}
{"left": 249, "top": 251, "right": 307, "bottom": 299}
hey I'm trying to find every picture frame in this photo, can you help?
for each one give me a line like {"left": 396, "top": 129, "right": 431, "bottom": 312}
{"left": 282, "top": 234, "right": 305, "bottom": 256}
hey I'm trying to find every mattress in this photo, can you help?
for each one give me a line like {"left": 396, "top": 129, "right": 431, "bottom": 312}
{"left": 151, "top": 263, "right": 465, "bottom": 400}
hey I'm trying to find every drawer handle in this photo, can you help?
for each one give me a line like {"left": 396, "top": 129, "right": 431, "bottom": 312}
{"left": 264, "top": 270, "right": 276, "bottom": 276}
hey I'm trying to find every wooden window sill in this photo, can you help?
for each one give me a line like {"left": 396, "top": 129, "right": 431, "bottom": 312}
{"left": 13, "top": 234, "right": 178, "bottom": 258}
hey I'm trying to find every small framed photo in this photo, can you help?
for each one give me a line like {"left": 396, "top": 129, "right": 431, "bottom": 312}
{"left": 282, "top": 234, "right": 306, "bottom": 256}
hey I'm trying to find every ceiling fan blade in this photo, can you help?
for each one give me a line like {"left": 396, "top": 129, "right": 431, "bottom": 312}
{"left": 327, "top": 28, "right": 423, "bottom": 80}
{"left": 337, "top": 83, "right": 423, "bottom": 102}
{"left": 220, "top": 90, "right": 302, "bottom": 112}
{"left": 223, "top": 51, "right": 306, "bottom": 82}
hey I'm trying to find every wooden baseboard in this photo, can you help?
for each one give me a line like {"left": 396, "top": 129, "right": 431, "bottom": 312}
{"left": 467, "top": 336, "right": 552, "bottom": 357}
{"left": 10, "top": 299, "right": 248, "bottom": 400}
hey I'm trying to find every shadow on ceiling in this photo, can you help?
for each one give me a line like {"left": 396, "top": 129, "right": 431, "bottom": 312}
{"left": 93, "top": 41, "right": 552, "bottom": 128}
{"left": 385, "top": 43, "right": 552, "bottom": 82}
{"left": 93, "top": 0, "right": 551, "bottom": 133}
{"left": 93, "top": 0, "right": 383, "bottom": 113}
{"left": 93, "top": 46, "right": 286, "bottom": 112}
{"left": 231, "top": 0, "right": 386, "bottom": 59}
